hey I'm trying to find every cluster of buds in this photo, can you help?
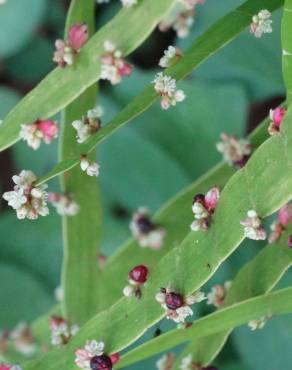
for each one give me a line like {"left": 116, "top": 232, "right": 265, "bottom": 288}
{"left": 72, "top": 107, "right": 103, "bottom": 143}
{"left": 9, "top": 322, "right": 36, "bottom": 356}
{"left": 159, "top": 46, "right": 182, "bottom": 68}
{"left": 268, "top": 107, "right": 286, "bottom": 136}
{"left": 190, "top": 187, "right": 220, "bottom": 232}
{"left": 0, "top": 365, "right": 22, "bottom": 370}
{"left": 130, "top": 207, "right": 166, "bottom": 249}
{"left": 49, "top": 316, "right": 79, "bottom": 347}
{"left": 75, "top": 340, "right": 119, "bottom": 370}
{"left": 156, "top": 353, "right": 175, "bottom": 370}
{"left": 248, "top": 315, "right": 270, "bottom": 331}
{"left": 180, "top": 354, "right": 218, "bottom": 370}
{"left": 80, "top": 156, "right": 100, "bottom": 177}
{"left": 2, "top": 170, "right": 49, "bottom": 220}
{"left": 159, "top": 0, "right": 204, "bottom": 38}
{"left": 48, "top": 192, "right": 80, "bottom": 216}
{"left": 19, "top": 119, "right": 58, "bottom": 150}
{"left": 121, "top": 0, "right": 137, "bottom": 6}
{"left": 155, "top": 287, "right": 205, "bottom": 324}
{"left": 152, "top": 72, "right": 185, "bottom": 110}
{"left": 250, "top": 9, "right": 272, "bottom": 38}
{"left": 216, "top": 133, "right": 252, "bottom": 169}
{"left": 240, "top": 210, "right": 266, "bottom": 241}
{"left": 53, "top": 23, "right": 89, "bottom": 67}
{"left": 207, "top": 281, "right": 232, "bottom": 308}
{"left": 268, "top": 204, "right": 292, "bottom": 243}
{"left": 123, "top": 265, "right": 149, "bottom": 298}
{"left": 100, "top": 41, "right": 132, "bottom": 85}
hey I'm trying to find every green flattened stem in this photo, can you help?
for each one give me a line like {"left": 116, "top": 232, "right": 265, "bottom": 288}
{"left": 60, "top": 0, "right": 102, "bottom": 325}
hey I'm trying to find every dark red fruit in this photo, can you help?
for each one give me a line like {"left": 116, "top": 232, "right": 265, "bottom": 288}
{"left": 192, "top": 194, "right": 205, "bottom": 205}
{"left": 90, "top": 354, "right": 112, "bottom": 370}
{"left": 129, "top": 265, "right": 149, "bottom": 284}
{"left": 137, "top": 216, "right": 154, "bottom": 234}
{"left": 165, "top": 292, "right": 184, "bottom": 310}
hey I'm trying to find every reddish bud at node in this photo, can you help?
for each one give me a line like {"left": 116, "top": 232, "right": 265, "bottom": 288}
{"left": 129, "top": 265, "right": 149, "bottom": 284}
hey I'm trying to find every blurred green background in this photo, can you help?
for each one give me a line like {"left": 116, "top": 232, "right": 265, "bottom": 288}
{"left": 0, "top": 0, "right": 291, "bottom": 369}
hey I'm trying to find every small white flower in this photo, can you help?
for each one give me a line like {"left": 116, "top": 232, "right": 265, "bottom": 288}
{"left": 10, "top": 322, "right": 36, "bottom": 356}
{"left": 84, "top": 340, "right": 104, "bottom": 357}
{"left": 130, "top": 207, "right": 166, "bottom": 249}
{"left": 173, "top": 305, "right": 193, "bottom": 323}
{"left": 123, "top": 285, "right": 136, "bottom": 297}
{"left": 54, "top": 286, "right": 64, "bottom": 302}
{"left": 156, "top": 353, "right": 175, "bottom": 370}
{"left": 19, "top": 120, "right": 58, "bottom": 150}
{"left": 240, "top": 210, "right": 267, "bottom": 241}
{"left": 159, "top": 46, "right": 181, "bottom": 68}
{"left": 179, "top": 354, "right": 193, "bottom": 370}
{"left": 80, "top": 158, "right": 100, "bottom": 177}
{"left": 2, "top": 170, "right": 49, "bottom": 220}
{"left": 250, "top": 9, "right": 272, "bottom": 38}
{"left": 50, "top": 317, "right": 79, "bottom": 347}
{"left": 72, "top": 106, "right": 103, "bottom": 143}
{"left": 153, "top": 73, "right": 185, "bottom": 110}
{"left": 216, "top": 133, "right": 252, "bottom": 168}
{"left": 48, "top": 193, "right": 80, "bottom": 216}
{"left": 248, "top": 316, "right": 268, "bottom": 331}
{"left": 121, "top": 0, "right": 137, "bottom": 7}
{"left": 207, "top": 281, "right": 232, "bottom": 308}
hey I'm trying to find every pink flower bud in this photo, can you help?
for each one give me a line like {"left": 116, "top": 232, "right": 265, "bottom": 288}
{"left": 0, "top": 365, "right": 11, "bottom": 370}
{"left": 109, "top": 353, "right": 120, "bottom": 364}
{"left": 36, "top": 120, "right": 58, "bottom": 143}
{"left": 161, "top": 97, "right": 170, "bottom": 110}
{"left": 204, "top": 187, "right": 220, "bottom": 212}
{"left": 68, "top": 23, "right": 89, "bottom": 50}
{"left": 118, "top": 62, "right": 133, "bottom": 76}
{"left": 270, "top": 107, "right": 285, "bottom": 127}
{"left": 278, "top": 204, "right": 292, "bottom": 226}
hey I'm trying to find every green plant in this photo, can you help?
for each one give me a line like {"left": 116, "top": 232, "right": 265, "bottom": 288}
{"left": 1, "top": 0, "right": 292, "bottom": 369}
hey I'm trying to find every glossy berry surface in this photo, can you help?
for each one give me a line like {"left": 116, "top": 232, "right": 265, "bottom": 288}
{"left": 90, "top": 354, "right": 113, "bottom": 370}
{"left": 137, "top": 216, "right": 154, "bottom": 233}
{"left": 165, "top": 292, "right": 184, "bottom": 310}
{"left": 129, "top": 265, "right": 149, "bottom": 284}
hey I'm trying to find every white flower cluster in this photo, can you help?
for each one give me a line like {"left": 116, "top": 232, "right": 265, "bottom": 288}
{"left": 101, "top": 41, "right": 132, "bottom": 85}
{"left": 75, "top": 340, "right": 105, "bottom": 369}
{"left": 48, "top": 192, "right": 80, "bottom": 216}
{"left": 159, "top": 46, "right": 181, "bottom": 68}
{"left": 155, "top": 288, "right": 205, "bottom": 324}
{"left": 240, "top": 210, "right": 267, "bottom": 241}
{"left": 80, "top": 157, "right": 100, "bottom": 177}
{"left": 50, "top": 316, "right": 79, "bottom": 347}
{"left": 207, "top": 281, "right": 232, "bottom": 308}
{"left": 153, "top": 73, "right": 185, "bottom": 110}
{"left": 19, "top": 119, "right": 58, "bottom": 150}
{"left": 156, "top": 353, "right": 175, "bottom": 370}
{"left": 2, "top": 170, "right": 49, "bottom": 220}
{"left": 130, "top": 207, "right": 166, "bottom": 249}
{"left": 216, "top": 133, "right": 252, "bottom": 168}
{"left": 72, "top": 106, "right": 103, "bottom": 143}
{"left": 9, "top": 322, "right": 36, "bottom": 357}
{"left": 250, "top": 9, "right": 272, "bottom": 38}
{"left": 248, "top": 316, "right": 269, "bottom": 331}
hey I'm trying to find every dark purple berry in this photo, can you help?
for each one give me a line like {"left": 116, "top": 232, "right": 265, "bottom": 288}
{"left": 137, "top": 216, "right": 154, "bottom": 234}
{"left": 90, "top": 354, "right": 112, "bottom": 370}
{"left": 288, "top": 235, "right": 292, "bottom": 248}
{"left": 129, "top": 265, "right": 149, "bottom": 284}
{"left": 165, "top": 292, "right": 184, "bottom": 310}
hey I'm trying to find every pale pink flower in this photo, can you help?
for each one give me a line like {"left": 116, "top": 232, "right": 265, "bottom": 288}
{"left": 216, "top": 133, "right": 252, "bottom": 168}
{"left": 153, "top": 73, "right": 185, "bottom": 110}
{"left": 207, "top": 281, "right": 232, "bottom": 308}
{"left": 268, "top": 107, "right": 286, "bottom": 135}
{"left": 268, "top": 204, "right": 292, "bottom": 243}
{"left": 240, "top": 210, "right": 266, "bottom": 241}
{"left": 20, "top": 119, "right": 58, "bottom": 150}
{"left": 250, "top": 10, "right": 272, "bottom": 38}
{"left": 48, "top": 192, "right": 80, "bottom": 216}
{"left": 53, "top": 23, "right": 89, "bottom": 67}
